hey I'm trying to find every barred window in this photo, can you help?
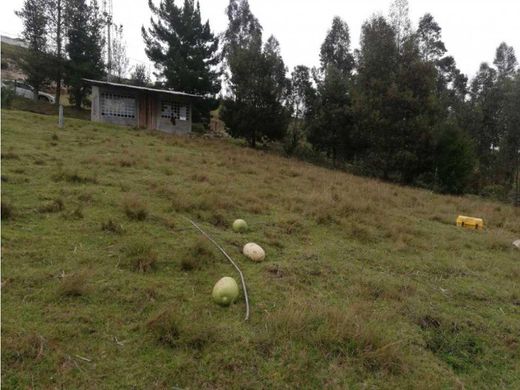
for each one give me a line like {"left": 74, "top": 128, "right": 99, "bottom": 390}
{"left": 161, "top": 101, "right": 189, "bottom": 121}
{"left": 101, "top": 93, "right": 136, "bottom": 118}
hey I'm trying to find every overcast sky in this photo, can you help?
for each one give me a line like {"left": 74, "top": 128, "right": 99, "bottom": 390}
{"left": 1, "top": 0, "right": 519, "bottom": 79}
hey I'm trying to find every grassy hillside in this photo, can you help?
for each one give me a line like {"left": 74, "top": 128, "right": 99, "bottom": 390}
{"left": 1, "top": 110, "right": 519, "bottom": 389}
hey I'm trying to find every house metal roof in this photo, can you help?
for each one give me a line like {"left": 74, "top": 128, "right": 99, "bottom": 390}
{"left": 82, "top": 78, "right": 203, "bottom": 98}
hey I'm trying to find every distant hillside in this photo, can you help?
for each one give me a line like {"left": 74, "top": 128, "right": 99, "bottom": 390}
{"left": 1, "top": 35, "right": 28, "bottom": 48}
{"left": 1, "top": 39, "right": 28, "bottom": 81}
{"left": 1, "top": 109, "right": 519, "bottom": 389}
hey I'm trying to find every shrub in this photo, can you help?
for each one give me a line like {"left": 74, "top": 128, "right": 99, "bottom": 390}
{"left": 1, "top": 86, "right": 15, "bottom": 109}
{"left": 125, "top": 241, "right": 158, "bottom": 272}
{"left": 122, "top": 195, "right": 148, "bottom": 221}
{"left": 480, "top": 184, "right": 507, "bottom": 201}
{"left": 191, "top": 123, "right": 207, "bottom": 135}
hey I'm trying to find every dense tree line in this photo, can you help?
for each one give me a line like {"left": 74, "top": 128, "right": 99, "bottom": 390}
{"left": 218, "top": 0, "right": 519, "bottom": 198}
{"left": 15, "top": 0, "right": 519, "bottom": 198}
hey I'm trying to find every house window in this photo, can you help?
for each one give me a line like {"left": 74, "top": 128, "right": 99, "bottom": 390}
{"left": 161, "top": 101, "right": 189, "bottom": 121}
{"left": 101, "top": 93, "right": 136, "bottom": 118}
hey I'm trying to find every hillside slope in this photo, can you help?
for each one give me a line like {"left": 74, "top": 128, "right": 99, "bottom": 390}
{"left": 1, "top": 110, "right": 519, "bottom": 389}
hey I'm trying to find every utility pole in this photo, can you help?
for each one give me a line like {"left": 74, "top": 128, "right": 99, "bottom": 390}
{"left": 515, "top": 148, "right": 519, "bottom": 207}
{"left": 103, "top": 0, "right": 113, "bottom": 81}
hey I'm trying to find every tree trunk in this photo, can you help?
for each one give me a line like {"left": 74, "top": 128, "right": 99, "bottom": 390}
{"left": 251, "top": 129, "right": 256, "bottom": 148}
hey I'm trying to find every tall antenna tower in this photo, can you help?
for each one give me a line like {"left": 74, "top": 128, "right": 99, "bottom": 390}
{"left": 103, "top": 0, "right": 114, "bottom": 81}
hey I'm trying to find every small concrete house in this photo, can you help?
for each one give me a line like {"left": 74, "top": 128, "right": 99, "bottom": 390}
{"left": 84, "top": 79, "right": 201, "bottom": 133}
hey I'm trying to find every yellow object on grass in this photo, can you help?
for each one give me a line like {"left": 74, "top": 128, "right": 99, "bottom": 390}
{"left": 456, "top": 215, "right": 484, "bottom": 230}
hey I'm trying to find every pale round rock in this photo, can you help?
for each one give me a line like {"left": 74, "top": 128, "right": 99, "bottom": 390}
{"left": 243, "top": 242, "right": 265, "bottom": 262}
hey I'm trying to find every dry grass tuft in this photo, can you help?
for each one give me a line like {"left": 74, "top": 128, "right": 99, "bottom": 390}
{"left": 38, "top": 198, "right": 65, "bottom": 213}
{"left": 65, "top": 206, "right": 84, "bottom": 220}
{"left": 1, "top": 200, "right": 14, "bottom": 220}
{"left": 52, "top": 170, "right": 97, "bottom": 184}
{"left": 190, "top": 173, "right": 209, "bottom": 182}
{"left": 122, "top": 195, "right": 149, "bottom": 221}
{"left": 125, "top": 241, "right": 158, "bottom": 272}
{"left": 101, "top": 219, "right": 124, "bottom": 234}
{"left": 3, "top": 332, "right": 46, "bottom": 365}
{"left": 58, "top": 272, "right": 89, "bottom": 297}
{"left": 146, "top": 308, "right": 219, "bottom": 350}
{"left": 180, "top": 238, "right": 216, "bottom": 271}
{"left": 118, "top": 156, "right": 137, "bottom": 167}
{"left": 1, "top": 151, "right": 20, "bottom": 160}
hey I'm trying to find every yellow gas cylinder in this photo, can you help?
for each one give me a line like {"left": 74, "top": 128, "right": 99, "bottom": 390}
{"left": 456, "top": 215, "right": 484, "bottom": 230}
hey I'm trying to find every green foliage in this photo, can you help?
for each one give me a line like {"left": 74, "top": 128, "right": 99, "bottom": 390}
{"left": 353, "top": 16, "right": 438, "bottom": 183}
{"left": 319, "top": 16, "right": 354, "bottom": 74}
{"left": 15, "top": 0, "right": 52, "bottom": 95}
{"left": 221, "top": 0, "right": 290, "bottom": 147}
{"left": 64, "top": 0, "right": 105, "bottom": 108}
{"left": 143, "top": 0, "right": 220, "bottom": 123}
{"left": 129, "top": 64, "right": 151, "bottom": 86}
{"left": 308, "top": 65, "right": 353, "bottom": 164}
{"left": 1, "top": 87, "right": 15, "bottom": 108}
{"left": 434, "top": 123, "right": 475, "bottom": 194}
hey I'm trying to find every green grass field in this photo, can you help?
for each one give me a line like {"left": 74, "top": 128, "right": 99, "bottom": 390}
{"left": 1, "top": 109, "right": 519, "bottom": 389}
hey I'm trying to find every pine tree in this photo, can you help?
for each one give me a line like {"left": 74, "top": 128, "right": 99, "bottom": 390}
{"left": 221, "top": 0, "right": 289, "bottom": 147}
{"left": 354, "top": 15, "right": 439, "bottom": 184}
{"left": 319, "top": 16, "right": 354, "bottom": 74}
{"left": 494, "top": 42, "right": 518, "bottom": 78}
{"left": 65, "top": 0, "right": 105, "bottom": 108}
{"left": 308, "top": 65, "right": 352, "bottom": 165}
{"left": 308, "top": 16, "right": 355, "bottom": 164}
{"left": 15, "top": 0, "right": 51, "bottom": 99}
{"left": 284, "top": 65, "right": 316, "bottom": 155}
{"left": 142, "top": 0, "right": 220, "bottom": 109}
{"left": 46, "top": 0, "right": 67, "bottom": 104}
{"left": 417, "top": 13, "right": 446, "bottom": 63}
{"left": 389, "top": 0, "right": 411, "bottom": 53}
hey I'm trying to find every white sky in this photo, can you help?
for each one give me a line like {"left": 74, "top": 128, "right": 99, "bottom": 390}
{"left": 1, "top": 0, "right": 519, "bottom": 79}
